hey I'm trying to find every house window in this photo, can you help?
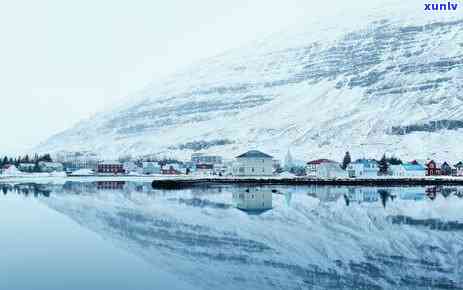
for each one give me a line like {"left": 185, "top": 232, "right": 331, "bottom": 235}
{"left": 251, "top": 168, "right": 254, "bottom": 172}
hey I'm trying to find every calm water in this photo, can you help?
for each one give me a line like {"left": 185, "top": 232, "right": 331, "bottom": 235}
{"left": 1, "top": 181, "right": 463, "bottom": 290}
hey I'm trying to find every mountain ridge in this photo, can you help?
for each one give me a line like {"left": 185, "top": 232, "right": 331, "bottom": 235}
{"left": 36, "top": 10, "right": 463, "bottom": 161}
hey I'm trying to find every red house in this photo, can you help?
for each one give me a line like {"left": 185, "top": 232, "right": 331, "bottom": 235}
{"left": 161, "top": 165, "right": 181, "bottom": 175}
{"left": 97, "top": 162, "right": 124, "bottom": 175}
{"left": 426, "top": 160, "right": 441, "bottom": 176}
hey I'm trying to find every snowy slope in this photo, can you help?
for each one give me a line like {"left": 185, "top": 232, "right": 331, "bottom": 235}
{"left": 36, "top": 2, "right": 463, "bottom": 161}
{"left": 41, "top": 184, "right": 463, "bottom": 290}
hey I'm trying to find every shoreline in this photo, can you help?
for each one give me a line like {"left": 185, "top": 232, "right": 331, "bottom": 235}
{"left": 151, "top": 176, "right": 463, "bottom": 188}
{"left": 3, "top": 175, "right": 463, "bottom": 187}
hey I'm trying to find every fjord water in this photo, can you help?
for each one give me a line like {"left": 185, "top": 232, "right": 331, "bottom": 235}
{"left": 1, "top": 182, "right": 463, "bottom": 290}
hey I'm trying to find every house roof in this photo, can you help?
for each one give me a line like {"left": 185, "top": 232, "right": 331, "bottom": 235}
{"left": 402, "top": 163, "right": 426, "bottom": 171}
{"left": 306, "top": 159, "right": 337, "bottom": 165}
{"left": 352, "top": 159, "right": 377, "bottom": 166}
{"left": 236, "top": 150, "right": 273, "bottom": 159}
{"left": 455, "top": 161, "right": 463, "bottom": 168}
{"left": 441, "top": 162, "right": 452, "bottom": 168}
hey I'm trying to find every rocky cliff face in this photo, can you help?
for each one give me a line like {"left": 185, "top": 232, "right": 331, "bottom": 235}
{"left": 37, "top": 7, "right": 463, "bottom": 161}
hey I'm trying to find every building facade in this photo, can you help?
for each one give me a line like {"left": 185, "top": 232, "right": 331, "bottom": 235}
{"left": 454, "top": 162, "right": 463, "bottom": 176}
{"left": 389, "top": 163, "right": 426, "bottom": 177}
{"left": 306, "top": 159, "right": 347, "bottom": 178}
{"left": 195, "top": 163, "right": 214, "bottom": 175}
{"left": 18, "top": 163, "right": 36, "bottom": 172}
{"left": 161, "top": 165, "right": 182, "bottom": 175}
{"left": 191, "top": 153, "right": 223, "bottom": 165}
{"left": 97, "top": 162, "right": 124, "bottom": 174}
{"left": 440, "top": 162, "right": 453, "bottom": 176}
{"left": 142, "top": 162, "right": 161, "bottom": 175}
{"left": 426, "top": 160, "right": 441, "bottom": 176}
{"left": 347, "top": 159, "right": 379, "bottom": 178}
{"left": 232, "top": 150, "right": 274, "bottom": 176}
{"left": 38, "top": 162, "right": 64, "bottom": 173}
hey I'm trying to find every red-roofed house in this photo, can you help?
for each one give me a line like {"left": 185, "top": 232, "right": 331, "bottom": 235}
{"left": 306, "top": 159, "right": 347, "bottom": 178}
{"left": 426, "top": 160, "right": 441, "bottom": 176}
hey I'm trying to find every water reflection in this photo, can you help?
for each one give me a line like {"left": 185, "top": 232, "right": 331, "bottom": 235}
{"left": 232, "top": 187, "right": 273, "bottom": 213}
{"left": 1, "top": 181, "right": 463, "bottom": 289}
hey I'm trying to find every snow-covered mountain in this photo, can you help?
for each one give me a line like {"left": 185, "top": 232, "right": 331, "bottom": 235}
{"left": 37, "top": 3, "right": 463, "bottom": 161}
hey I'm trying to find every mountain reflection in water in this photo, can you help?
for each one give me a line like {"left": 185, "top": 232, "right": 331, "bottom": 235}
{"left": 1, "top": 181, "right": 463, "bottom": 290}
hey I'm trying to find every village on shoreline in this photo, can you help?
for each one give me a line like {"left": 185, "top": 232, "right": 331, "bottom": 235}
{"left": 2, "top": 149, "right": 463, "bottom": 185}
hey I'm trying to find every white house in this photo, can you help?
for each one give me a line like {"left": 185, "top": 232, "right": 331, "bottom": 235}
{"left": 123, "top": 161, "right": 141, "bottom": 174}
{"left": 38, "top": 162, "right": 64, "bottom": 173}
{"left": 347, "top": 159, "right": 379, "bottom": 178}
{"left": 389, "top": 163, "right": 426, "bottom": 177}
{"left": 195, "top": 163, "right": 214, "bottom": 176}
{"left": 232, "top": 150, "right": 274, "bottom": 176}
{"left": 18, "top": 163, "right": 36, "bottom": 172}
{"left": 306, "top": 159, "right": 347, "bottom": 178}
{"left": 1, "top": 165, "right": 21, "bottom": 176}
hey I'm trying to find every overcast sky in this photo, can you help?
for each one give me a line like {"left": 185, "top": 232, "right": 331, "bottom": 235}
{"left": 0, "top": 0, "right": 387, "bottom": 155}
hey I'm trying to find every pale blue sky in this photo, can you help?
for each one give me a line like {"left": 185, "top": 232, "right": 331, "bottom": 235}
{"left": 0, "top": 0, "right": 384, "bottom": 155}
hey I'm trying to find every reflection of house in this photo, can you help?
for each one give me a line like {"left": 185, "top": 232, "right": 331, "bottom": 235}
{"left": 142, "top": 162, "right": 161, "bottom": 175}
{"left": 232, "top": 188, "right": 272, "bottom": 212}
{"left": 389, "top": 163, "right": 426, "bottom": 177}
{"left": 97, "top": 161, "right": 124, "bottom": 175}
{"left": 307, "top": 185, "right": 348, "bottom": 202}
{"left": 426, "top": 160, "right": 441, "bottom": 176}
{"left": 232, "top": 150, "right": 274, "bottom": 176}
{"left": 425, "top": 186, "right": 440, "bottom": 199}
{"left": 306, "top": 159, "right": 348, "bottom": 178}
{"left": 39, "top": 162, "right": 64, "bottom": 173}
{"left": 347, "top": 159, "right": 379, "bottom": 178}
{"left": 96, "top": 181, "right": 126, "bottom": 190}
{"left": 347, "top": 187, "right": 380, "bottom": 203}
{"left": 390, "top": 187, "right": 426, "bottom": 200}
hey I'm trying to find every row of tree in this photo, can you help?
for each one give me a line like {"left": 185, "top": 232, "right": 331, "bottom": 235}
{"left": 0, "top": 153, "right": 54, "bottom": 172}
